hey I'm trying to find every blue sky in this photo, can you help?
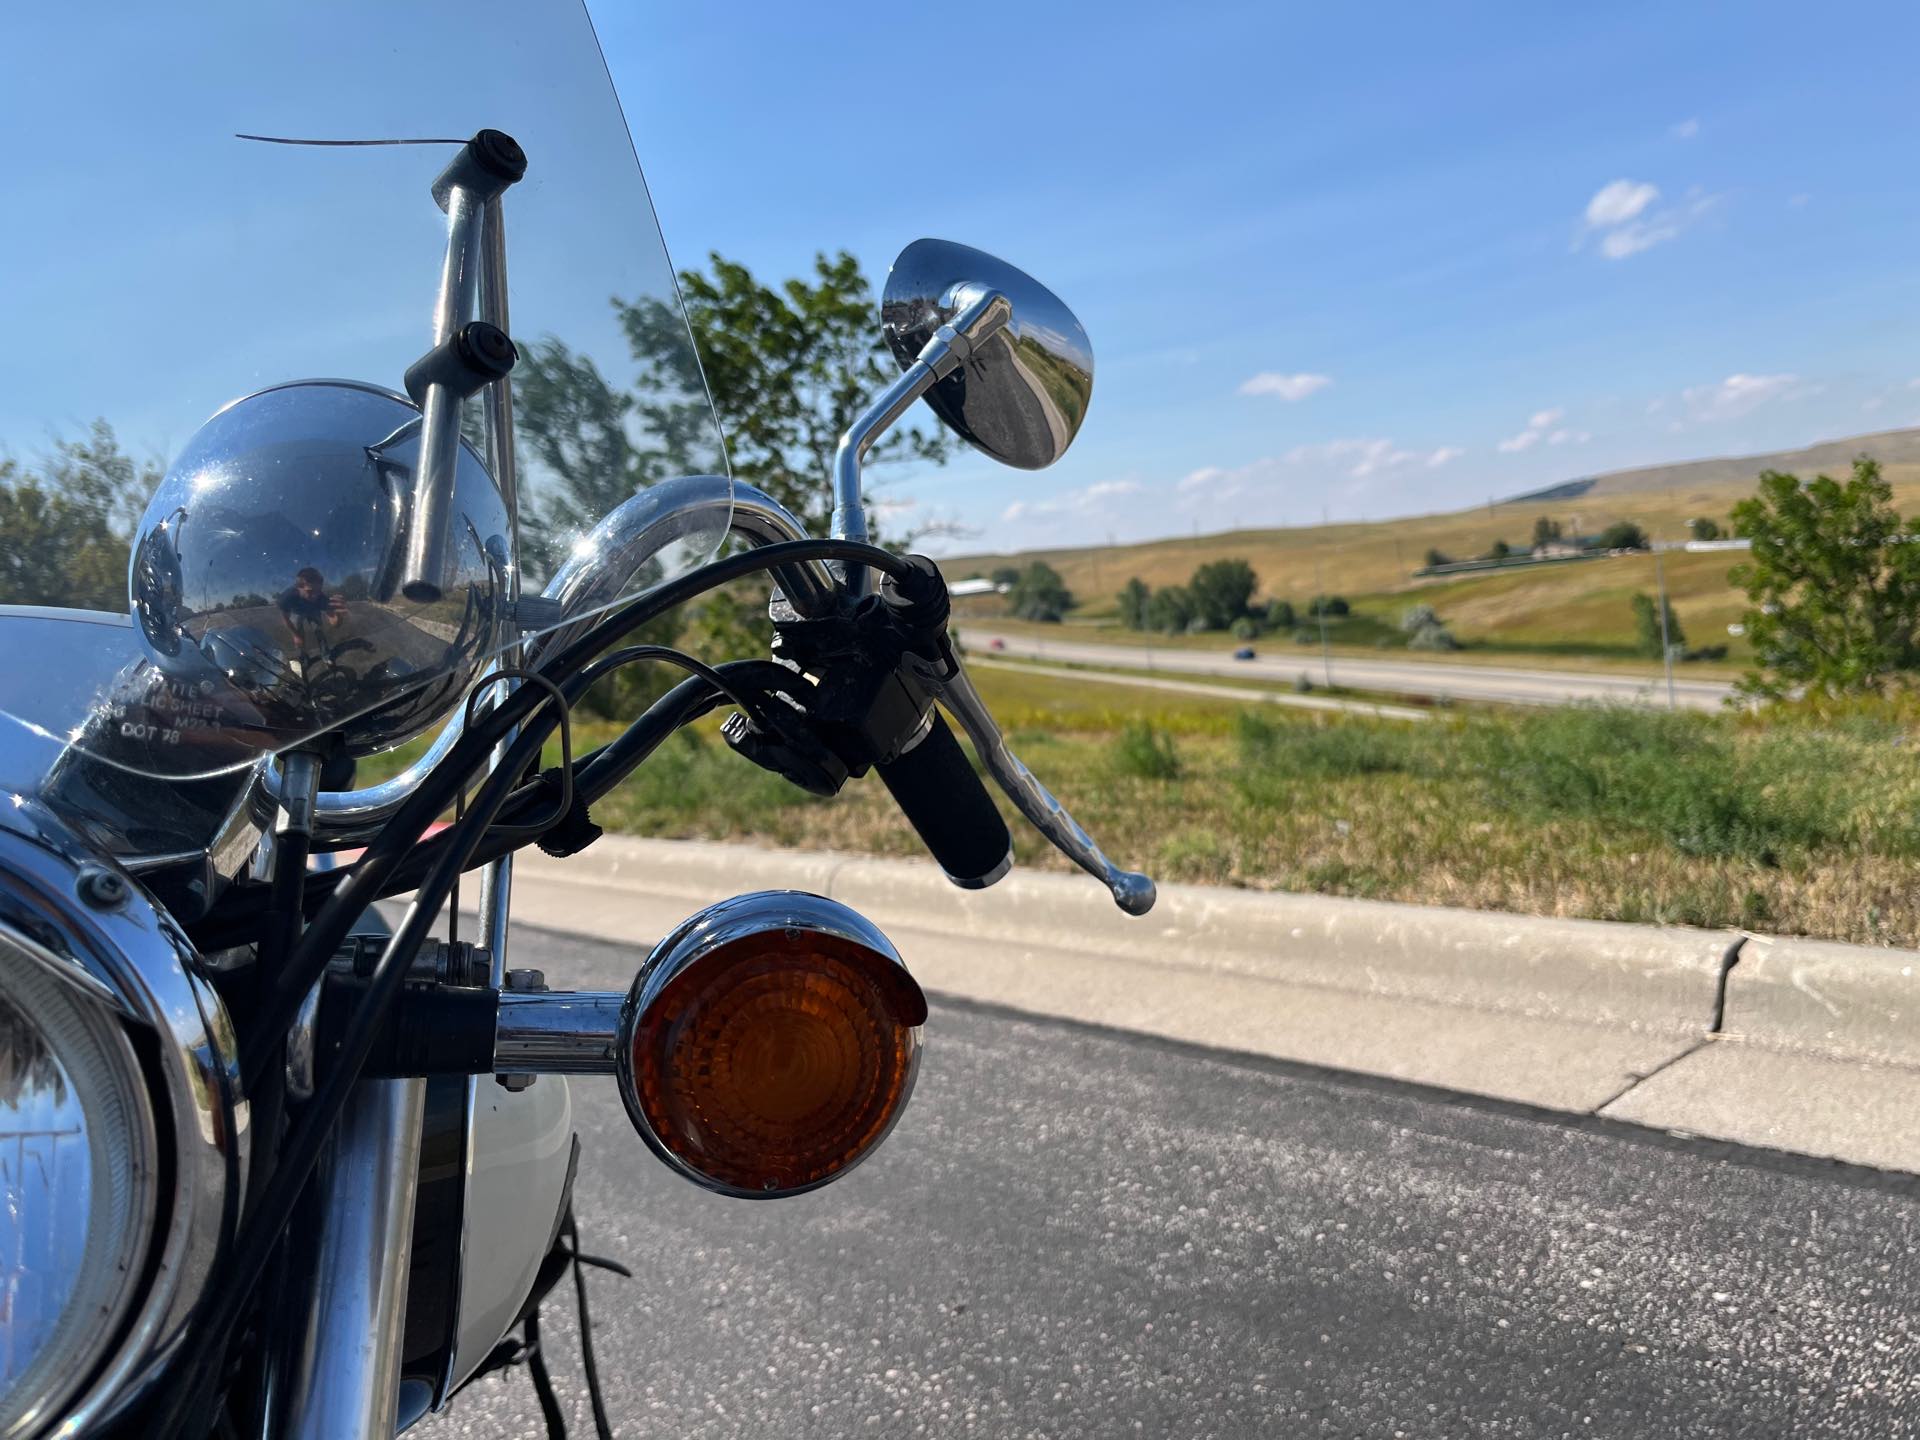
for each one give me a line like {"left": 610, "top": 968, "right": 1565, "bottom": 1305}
{"left": 2, "top": 3, "right": 1914, "bottom": 565}
{"left": 595, "top": 0, "right": 1920, "bottom": 554}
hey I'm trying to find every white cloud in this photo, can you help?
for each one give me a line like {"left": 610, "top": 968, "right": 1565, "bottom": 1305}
{"left": 1670, "top": 118, "right": 1700, "bottom": 140}
{"left": 1179, "top": 436, "right": 1458, "bottom": 498}
{"left": 1282, "top": 437, "right": 1423, "bottom": 478}
{"left": 1580, "top": 183, "right": 1718, "bottom": 260}
{"left": 1680, "top": 372, "right": 1800, "bottom": 422}
{"left": 1497, "top": 407, "right": 1579, "bottom": 453}
{"left": 1237, "top": 371, "right": 1332, "bottom": 402}
{"left": 999, "top": 478, "right": 1144, "bottom": 525}
{"left": 1585, "top": 179, "right": 1658, "bottom": 228}
{"left": 1599, "top": 220, "right": 1683, "bottom": 259}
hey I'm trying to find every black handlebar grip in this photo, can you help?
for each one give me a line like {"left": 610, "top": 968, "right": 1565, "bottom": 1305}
{"left": 876, "top": 711, "right": 1013, "bottom": 888}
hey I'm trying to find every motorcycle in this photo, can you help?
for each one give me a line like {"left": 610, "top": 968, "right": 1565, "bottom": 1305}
{"left": 0, "top": 4, "right": 1151, "bottom": 1436}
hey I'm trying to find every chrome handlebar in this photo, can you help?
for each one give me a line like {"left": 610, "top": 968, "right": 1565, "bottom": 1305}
{"left": 294, "top": 477, "right": 827, "bottom": 843}
{"left": 301, "top": 449, "right": 1152, "bottom": 913}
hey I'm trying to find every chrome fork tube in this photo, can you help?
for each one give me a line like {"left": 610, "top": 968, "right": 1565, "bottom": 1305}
{"left": 274, "top": 1077, "right": 426, "bottom": 1440}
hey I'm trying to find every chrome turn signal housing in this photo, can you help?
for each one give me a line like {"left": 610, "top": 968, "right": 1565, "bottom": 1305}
{"left": 616, "top": 892, "right": 926, "bottom": 1199}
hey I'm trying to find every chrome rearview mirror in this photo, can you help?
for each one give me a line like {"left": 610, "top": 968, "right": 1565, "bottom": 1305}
{"left": 830, "top": 240, "right": 1094, "bottom": 595}
{"left": 881, "top": 239, "right": 1093, "bottom": 471}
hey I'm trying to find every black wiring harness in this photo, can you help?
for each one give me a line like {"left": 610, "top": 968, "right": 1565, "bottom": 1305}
{"left": 148, "top": 537, "right": 921, "bottom": 1439}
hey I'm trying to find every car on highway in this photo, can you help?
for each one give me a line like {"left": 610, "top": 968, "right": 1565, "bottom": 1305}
{"left": 1232, "top": 646, "right": 1256, "bottom": 660}
{"left": 989, "top": 637, "right": 1006, "bottom": 650}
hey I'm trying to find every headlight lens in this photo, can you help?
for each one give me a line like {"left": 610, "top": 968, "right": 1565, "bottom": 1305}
{"left": 0, "top": 952, "right": 158, "bottom": 1436}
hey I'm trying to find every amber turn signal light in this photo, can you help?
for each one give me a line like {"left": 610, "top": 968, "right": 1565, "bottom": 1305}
{"left": 616, "top": 892, "right": 927, "bottom": 1198}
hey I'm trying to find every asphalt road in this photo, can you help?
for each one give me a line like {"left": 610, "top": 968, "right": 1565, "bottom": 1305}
{"left": 421, "top": 929, "right": 1920, "bottom": 1439}
{"left": 958, "top": 629, "right": 1736, "bottom": 711}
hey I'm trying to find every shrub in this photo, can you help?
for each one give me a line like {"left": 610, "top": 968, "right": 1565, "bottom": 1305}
{"left": 1400, "top": 603, "right": 1439, "bottom": 634}
{"left": 1230, "top": 616, "right": 1260, "bottom": 640}
{"left": 1308, "top": 594, "right": 1349, "bottom": 617}
{"left": 1110, "top": 721, "right": 1181, "bottom": 780}
{"left": 1236, "top": 716, "right": 1414, "bottom": 780}
{"left": 1293, "top": 628, "right": 1316, "bottom": 645}
{"left": 1630, "top": 592, "right": 1685, "bottom": 658}
{"left": 1464, "top": 705, "right": 1855, "bottom": 861}
{"left": 1423, "top": 548, "right": 1450, "bottom": 568}
{"left": 1407, "top": 622, "right": 1460, "bottom": 651}
{"left": 1266, "top": 598, "right": 1296, "bottom": 629}
{"left": 1597, "top": 520, "right": 1649, "bottom": 551}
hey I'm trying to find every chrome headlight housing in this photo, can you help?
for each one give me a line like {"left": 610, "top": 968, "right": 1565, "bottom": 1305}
{"left": 0, "top": 803, "right": 244, "bottom": 1437}
{"left": 0, "top": 949, "right": 159, "bottom": 1436}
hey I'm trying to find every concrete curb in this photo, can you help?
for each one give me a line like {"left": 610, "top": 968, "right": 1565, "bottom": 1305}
{"left": 1721, "top": 932, "right": 1920, "bottom": 1064}
{"left": 501, "top": 837, "right": 1920, "bottom": 1174}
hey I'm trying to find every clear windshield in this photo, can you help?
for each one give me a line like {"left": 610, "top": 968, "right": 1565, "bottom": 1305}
{"left": 0, "top": 0, "right": 729, "bottom": 778}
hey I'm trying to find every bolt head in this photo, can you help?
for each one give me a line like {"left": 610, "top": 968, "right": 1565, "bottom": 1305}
{"left": 75, "top": 865, "right": 130, "bottom": 910}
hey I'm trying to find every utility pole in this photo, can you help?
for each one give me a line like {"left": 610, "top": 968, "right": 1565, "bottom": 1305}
{"left": 1655, "top": 545, "right": 1676, "bottom": 710}
{"left": 1315, "top": 504, "right": 1334, "bottom": 689}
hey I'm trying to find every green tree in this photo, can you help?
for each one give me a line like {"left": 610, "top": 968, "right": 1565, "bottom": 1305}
{"left": 989, "top": 566, "right": 1021, "bottom": 589}
{"left": 1488, "top": 538, "right": 1512, "bottom": 559}
{"left": 1423, "top": 547, "right": 1450, "bottom": 568}
{"left": 1264, "top": 597, "right": 1296, "bottom": 629}
{"left": 515, "top": 249, "right": 952, "bottom": 568}
{"left": 1531, "top": 516, "right": 1562, "bottom": 549}
{"left": 1730, "top": 459, "right": 1920, "bottom": 698}
{"left": 1308, "top": 594, "right": 1349, "bottom": 617}
{"left": 1630, "top": 592, "right": 1684, "bottom": 659}
{"left": 1006, "top": 561, "right": 1073, "bottom": 622}
{"left": 0, "top": 421, "right": 158, "bottom": 612}
{"left": 1116, "top": 576, "right": 1152, "bottom": 630}
{"left": 1146, "top": 584, "right": 1194, "bottom": 634}
{"left": 1688, "top": 516, "right": 1722, "bottom": 541}
{"left": 1596, "top": 520, "right": 1648, "bottom": 551}
{"left": 1187, "top": 557, "right": 1258, "bottom": 630}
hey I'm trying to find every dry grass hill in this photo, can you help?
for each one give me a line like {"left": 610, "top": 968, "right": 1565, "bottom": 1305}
{"left": 942, "top": 428, "right": 1920, "bottom": 663}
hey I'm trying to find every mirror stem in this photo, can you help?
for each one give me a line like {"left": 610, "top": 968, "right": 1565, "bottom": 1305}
{"left": 832, "top": 291, "right": 1010, "bottom": 596}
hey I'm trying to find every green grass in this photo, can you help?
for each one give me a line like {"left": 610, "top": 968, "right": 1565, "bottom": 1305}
{"left": 363, "top": 667, "right": 1920, "bottom": 946}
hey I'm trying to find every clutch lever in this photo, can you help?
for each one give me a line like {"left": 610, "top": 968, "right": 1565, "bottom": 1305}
{"left": 902, "top": 646, "right": 1157, "bottom": 916}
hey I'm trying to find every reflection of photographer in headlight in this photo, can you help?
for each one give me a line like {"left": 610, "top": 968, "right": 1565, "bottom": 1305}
{"left": 277, "top": 566, "right": 347, "bottom": 644}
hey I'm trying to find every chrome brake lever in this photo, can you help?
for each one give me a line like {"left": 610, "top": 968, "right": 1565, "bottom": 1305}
{"left": 904, "top": 649, "right": 1156, "bottom": 916}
